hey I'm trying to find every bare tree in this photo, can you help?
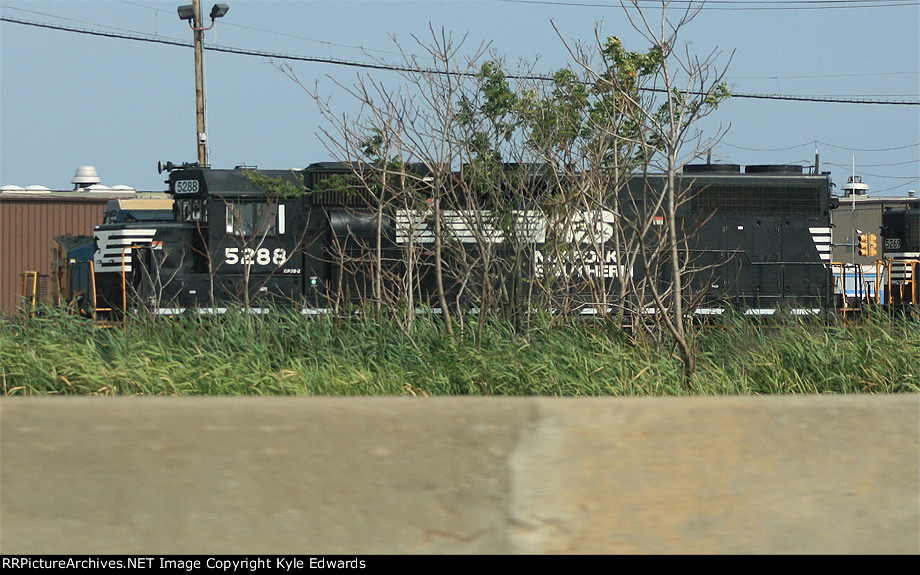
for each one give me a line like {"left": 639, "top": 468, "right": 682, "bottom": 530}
{"left": 280, "top": 3, "right": 730, "bottom": 383}
{"left": 617, "top": 1, "right": 732, "bottom": 384}
{"left": 286, "top": 27, "right": 502, "bottom": 336}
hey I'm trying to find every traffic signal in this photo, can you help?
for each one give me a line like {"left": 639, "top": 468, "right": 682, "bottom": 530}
{"left": 858, "top": 234, "right": 879, "bottom": 257}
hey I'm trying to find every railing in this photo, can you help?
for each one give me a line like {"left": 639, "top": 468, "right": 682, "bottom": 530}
{"left": 881, "top": 259, "right": 918, "bottom": 306}
{"left": 20, "top": 271, "right": 39, "bottom": 316}
{"left": 831, "top": 259, "right": 919, "bottom": 317}
{"left": 830, "top": 262, "right": 871, "bottom": 319}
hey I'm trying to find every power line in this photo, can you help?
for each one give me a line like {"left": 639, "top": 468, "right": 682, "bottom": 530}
{"left": 220, "top": 21, "right": 405, "bottom": 58}
{"left": 730, "top": 71, "right": 917, "bottom": 80}
{"left": 858, "top": 159, "right": 920, "bottom": 167}
{"left": 14, "top": 4, "right": 919, "bottom": 84}
{"left": 2, "top": 15, "right": 919, "bottom": 106}
{"left": 720, "top": 141, "right": 920, "bottom": 192}
{"left": 825, "top": 163, "right": 919, "bottom": 176}
{"left": 723, "top": 141, "right": 920, "bottom": 152}
{"left": 497, "top": 0, "right": 920, "bottom": 11}
{"left": 815, "top": 141, "right": 920, "bottom": 152}
{"left": 3, "top": 4, "right": 180, "bottom": 39}
{"left": 721, "top": 141, "right": 818, "bottom": 152}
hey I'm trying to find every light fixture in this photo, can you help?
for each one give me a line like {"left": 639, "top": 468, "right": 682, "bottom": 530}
{"left": 177, "top": 4, "right": 195, "bottom": 20}
{"left": 209, "top": 4, "right": 229, "bottom": 19}
{"left": 177, "top": 4, "right": 228, "bottom": 24}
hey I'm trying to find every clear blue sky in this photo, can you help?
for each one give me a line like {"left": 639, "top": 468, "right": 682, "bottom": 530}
{"left": 2, "top": 0, "right": 918, "bottom": 194}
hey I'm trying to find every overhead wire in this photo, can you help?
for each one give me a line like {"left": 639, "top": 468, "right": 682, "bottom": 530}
{"left": 722, "top": 141, "right": 920, "bottom": 152}
{"left": 3, "top": 5, "right": 916, "bottom": 192}
{"left": 2, "top": 15, "right": 918, "bottom": 106}
{"left": 496, "top": 0, "right": 920, "bottom": 11}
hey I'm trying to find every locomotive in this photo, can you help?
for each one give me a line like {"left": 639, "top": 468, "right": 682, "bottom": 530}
{"left": 53, "top": 160, "right": 915, "bottom": 320}
{"left": 879, "top": 204, "right": 920, "bottom": 306}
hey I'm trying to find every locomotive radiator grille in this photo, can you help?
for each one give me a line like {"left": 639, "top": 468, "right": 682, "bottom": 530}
{"left": 691, "top": 185, "right": 822, "bottom": 215}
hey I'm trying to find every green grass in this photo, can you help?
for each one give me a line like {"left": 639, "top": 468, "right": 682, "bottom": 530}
{"left": 2, "top": 306, "right": 917, "bottom": 396}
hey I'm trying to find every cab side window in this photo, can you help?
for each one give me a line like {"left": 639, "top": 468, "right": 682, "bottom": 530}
{"left": 225, "top": 203, "right": 278, "bottom": 237}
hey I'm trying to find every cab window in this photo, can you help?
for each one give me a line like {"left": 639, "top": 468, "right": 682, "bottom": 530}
{"left": 225, "top": 203, "right": 278, "bottom": 237}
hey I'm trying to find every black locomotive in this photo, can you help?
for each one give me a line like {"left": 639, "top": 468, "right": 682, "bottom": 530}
{"left": 880, "top": 204, "right": 920, "bottom": 306}
{"left": 56, "top": 161, "right": 868, "bottom": 319}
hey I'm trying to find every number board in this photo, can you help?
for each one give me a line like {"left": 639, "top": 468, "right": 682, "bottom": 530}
{"left": 173, "top": 179, "right": 201, "bottom": 195}
{"left": 884, "top": 238, "right": 902, "bottom": 251}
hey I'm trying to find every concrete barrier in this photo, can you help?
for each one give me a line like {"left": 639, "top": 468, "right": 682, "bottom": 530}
{"left": 1, "top": 395, "right": 917, "bottom": 554}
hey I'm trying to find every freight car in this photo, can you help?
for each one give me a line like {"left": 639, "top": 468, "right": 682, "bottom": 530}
{"left": 55, "top": 161, "right": 844, "bottom": 319}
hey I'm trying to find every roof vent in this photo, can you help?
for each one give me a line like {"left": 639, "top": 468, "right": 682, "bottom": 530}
{"left": 72, "top": 166, "right": 101, "bottom": 190}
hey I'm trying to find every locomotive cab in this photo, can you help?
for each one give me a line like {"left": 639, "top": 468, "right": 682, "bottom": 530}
{"left": 879, "top": 206, "right": 920, "bottom": 305}
{"left": 152, "top": 166, "right": 312, "bottom": 311}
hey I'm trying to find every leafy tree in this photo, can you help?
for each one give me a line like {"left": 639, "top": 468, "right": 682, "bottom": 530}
{"left": 289, "top": 2, "right": 730, "bottom": 384}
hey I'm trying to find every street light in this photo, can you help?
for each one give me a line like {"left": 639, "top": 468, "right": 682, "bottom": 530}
{"left": 177, "top": 5, "right": 195, "bottom": 20}
{"left": 210, "top": 4, "right": 229, "bottom": 20}
{"left": 177, "top": 2, "right": 229, "bottom": 167}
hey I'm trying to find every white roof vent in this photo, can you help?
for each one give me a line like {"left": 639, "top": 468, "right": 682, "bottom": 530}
{"left": 72, "top": 166, "right": 101, "bottom": 189}
{"left": 1, "top": 185, "right": 25, "bottom": 193}
{"left": 86, "top": 184, "right": 112, "bottom": 192}
{"left": 23, "top": 185, "right": 52, "bottom": 193}
{"left": 110, "top": 185, "right": 136, "bottom": 193}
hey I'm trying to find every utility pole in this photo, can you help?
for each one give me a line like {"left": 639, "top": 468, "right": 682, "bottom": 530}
{"left": 177, "top": 2, "right": 228, "bottom": 167}
{"left": 193, "top": 0, "right": 207, "bottom": 167}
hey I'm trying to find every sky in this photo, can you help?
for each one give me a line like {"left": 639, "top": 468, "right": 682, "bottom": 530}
{"left": 1, "top": 0, "right": 918, "bottom": 195}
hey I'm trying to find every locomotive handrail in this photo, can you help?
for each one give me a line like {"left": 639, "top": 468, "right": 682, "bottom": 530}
{"left": 20, "top": 271, "right": 39, "bottom": 317}
{"left": 91, "top": 260, "right": 120, "bottom": 328}
{"left": 883, "top": 258, "right": 919, "bottom": 306}
{"left": 844, "top": 258, "right": 920, "bottom": 308}
{"left": 89, "top": 261, "right": 98, "bottom": 317}
{"left": 119, "top": 245, "right": 149, "bottom": 326}
{"left": 830, "top": 262, "right": 864, "bottom": 319}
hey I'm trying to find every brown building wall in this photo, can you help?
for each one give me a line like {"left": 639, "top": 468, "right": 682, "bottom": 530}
{"left": 0, "top": 196, "right": 110, "bottom": 314}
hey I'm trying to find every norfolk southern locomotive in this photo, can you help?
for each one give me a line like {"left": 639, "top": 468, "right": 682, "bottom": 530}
{"left": 879, "top": 204, "right": 920, "bottom": 306}
{"left": 55, "top": 161, "right": 852, "bottom": 318}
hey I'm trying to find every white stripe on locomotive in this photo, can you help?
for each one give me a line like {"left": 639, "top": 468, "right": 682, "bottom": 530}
{"left": 94, "top": 229, "right": 157, "bottom": 272}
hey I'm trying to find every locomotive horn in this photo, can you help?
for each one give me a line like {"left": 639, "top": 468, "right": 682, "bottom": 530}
{"left": 157, "top": 161, "right": 179, "bottom": 174}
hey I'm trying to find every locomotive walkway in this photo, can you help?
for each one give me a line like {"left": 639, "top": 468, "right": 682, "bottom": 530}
{"left": 1, "top": 395, "right": 917, "bottom": 554}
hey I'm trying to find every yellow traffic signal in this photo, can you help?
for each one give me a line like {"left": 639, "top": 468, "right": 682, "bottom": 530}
{"left": 858, "top": 234, "right": 869, "bottom": 256}
{"left": 868, "top": 233, "right": 878, "bottom": 257}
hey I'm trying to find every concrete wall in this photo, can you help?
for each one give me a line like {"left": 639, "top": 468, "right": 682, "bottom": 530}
{"left": 1, "top": 395, "right": 917, "bottom": 554}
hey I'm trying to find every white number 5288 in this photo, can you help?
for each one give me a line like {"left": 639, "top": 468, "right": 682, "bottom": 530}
{"left": 224, "top": 247, "right": 287, "bottom": 266}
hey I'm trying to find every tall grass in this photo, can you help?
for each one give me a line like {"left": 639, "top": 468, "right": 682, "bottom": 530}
{"left": 2, "top": 306, "right": 917, "bottom": 396}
